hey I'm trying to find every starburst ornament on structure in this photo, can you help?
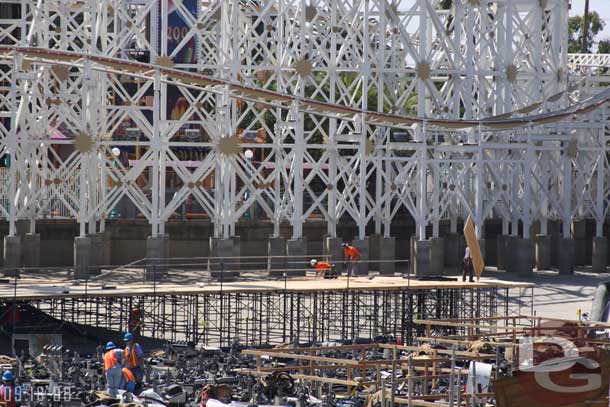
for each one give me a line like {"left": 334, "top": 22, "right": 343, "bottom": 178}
{"left": 74, "top": 132, "right": 94, "bottom": 153}
{"left": 294, "top": 59, "right": 313, "bottom": 77}
{"left": 217, "top": 135, "right": 242, "bottom": 155}
{"left": 155, "top": 55, "right": 174, "bottom": 68}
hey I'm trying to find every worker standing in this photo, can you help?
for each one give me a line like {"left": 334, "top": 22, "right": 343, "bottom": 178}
{"left": 120, "top": 368, "right": 137, "bottom": 394}
{"left": 0, "top": 371, "right": 16, "bottom": 407}
{"left": 104, "top": 342, "right": 124, "bottom": 397}
{"left": 123, "top": 333, "right": 144, "bottom": 390}
{"left": 462, "top": 247, "right": 474, "bottom": 283}
{"left": 342, "top": 243, "right": 361, "bottom": 276}
{"left": 310, "top": 259, "right": 337, "bottom": 279}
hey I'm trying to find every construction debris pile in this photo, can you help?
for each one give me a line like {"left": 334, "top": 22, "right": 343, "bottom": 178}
{"left": 0, "top": 316, "right": 608, "bottom": 406}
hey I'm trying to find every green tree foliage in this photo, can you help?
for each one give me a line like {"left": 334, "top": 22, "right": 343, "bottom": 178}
{"left": 599, "top": 39, "right": 610, "bottom": 54}
{"left": 568, "top": 12, "right": 605, "bottom": 53}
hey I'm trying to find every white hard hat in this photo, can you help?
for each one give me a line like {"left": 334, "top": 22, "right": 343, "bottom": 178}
{"left": 310, "top": 259, "right": 317, "bottom": 266}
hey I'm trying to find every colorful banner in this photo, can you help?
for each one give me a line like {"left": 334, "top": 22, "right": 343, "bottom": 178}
{"left": 160, "top": 0, "right": 199, "bottom": 64}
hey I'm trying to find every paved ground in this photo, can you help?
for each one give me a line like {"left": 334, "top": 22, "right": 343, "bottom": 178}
{"left": 484, "top": 268, "right": 610, "bottom": 319}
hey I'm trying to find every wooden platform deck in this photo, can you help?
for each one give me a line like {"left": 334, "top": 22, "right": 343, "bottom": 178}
{"left": 0, "top": 276, "right": 533, "bottom": 301}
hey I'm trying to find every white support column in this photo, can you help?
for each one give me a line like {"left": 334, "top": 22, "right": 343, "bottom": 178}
{"left": 417, "top": 143, "right": 427, "bottom": 241}
{"left": 562, "top": 143, "right": 572, "bottom": 239}
{"left": 522, "top": 139, "right": 533, "bottom": 239}
{"left": 327, "top": 0, "right": 338, "bottom": 238}
{"left": 596, "top": 106, "right": 606, "bottom": 237}
{"left": 7, "top": 52, "right": 19, "bottom": 237}
{"left": 292, "top": 100, "right": 304, "bottom": 239}
{"left": 474, "top": 130, "right": 484, "bottom": 238}
{"left": 151, "top": 71, "right": 161, "bottom": 238}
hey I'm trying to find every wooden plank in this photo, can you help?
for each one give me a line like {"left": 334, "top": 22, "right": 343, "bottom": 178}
{"left": 464, "top": 215, "right": 484, "bottom": 279}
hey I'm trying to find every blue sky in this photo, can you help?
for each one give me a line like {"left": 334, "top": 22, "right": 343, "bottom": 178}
{"left": 572, "top": 0, "right": 610, "bottom": 48}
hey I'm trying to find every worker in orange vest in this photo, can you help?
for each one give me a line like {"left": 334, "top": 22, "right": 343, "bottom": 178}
{"left": 310, "top": 259, "right": 337, "bottom": 279}
{"left": 123, "top": 333, "right": 144, "bottom": 388}
{"left": 343, "top": 243, "right": 361, "bottom": 276}
{"left": 120, "top": 368, "right": 137, "bottom": 394}
{"left": 104, "top": 342, "right": 124, "bottom": 397}
{"left": 0, "top": 371, "right": 16, "bottom": 407}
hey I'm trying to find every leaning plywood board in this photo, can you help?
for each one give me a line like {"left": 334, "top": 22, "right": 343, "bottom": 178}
{"left": 463, "top": 215, "right": 484, "bottom": 280}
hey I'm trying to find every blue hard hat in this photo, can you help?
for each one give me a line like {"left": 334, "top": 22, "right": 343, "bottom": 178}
{"left": 105, "top": 341, "right": 116, "bottom": 351}
{"left": 2, "top": 371, "right": 14, "bottom": 381}
{"left": 124, "top": 333, "right": 134, "bottom": 342}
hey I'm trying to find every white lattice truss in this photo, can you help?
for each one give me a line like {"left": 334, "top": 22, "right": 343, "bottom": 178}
{"left": 0, "top": 0, "right": 609, "bottom": 243}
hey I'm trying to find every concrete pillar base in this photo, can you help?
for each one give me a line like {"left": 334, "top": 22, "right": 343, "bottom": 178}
{"left": 3, "top": 236, "right": 21, "bottom": 277}
{"left": 267, "top": 237, "right": 287, "bottom": 277}
{"left": 368, "top": 234, "right": 381, "bottom": 271}
{"left": 512, "top": 238, "right": 534, "bottom": 276}
{"left": 101, "top": 231, "right": 111, "bottom": 268}
{"left": 209, "top": 237, "right": 239, "bottom": 281}
{"left": 286, "top": 237, "right": 307, "bottom": 276}
{"left": 592, "top": 237, "right": 607, "bottom": 273}
{"left": 323, "top": 237, "right": 344, "bottom": 274}
{"left": 74, "top": 236, "right": 92, "bottom": 280}
{"left": 145, "top": 235, "right": 169, "bottom": 281}
{"left": 379, "top": 237, "right": 396, "bottom": 275}
{"left": 443, "top": 233, "right": 461, "bottom": 273}
{"left": 89, "top": 234, "right": 103, "bottom": 276}
{"left": 496, "top": 235, "right": 510, "bottom": 271}
{"left": 351, "top": 238, "right": 369, "bottom": 276}
{"left": 535, "top": 234, "right": 551, "bottom": 271}
{"left": 571, "top": 220, "right": 587, "bottom": 266}
{"left": 231, "top": 236, "right": 241, "bottom": 271}
{"left": 413, "top": 240, "right": 431, "bottom": 277}
{"left": 22, "top": 233, "right": 40, "bottom": 269}
{"left": 558, "top": 239, "right": 575, "bottom": 275}
{"left": 429, "top": 237, "right": 444, "bottom": 275}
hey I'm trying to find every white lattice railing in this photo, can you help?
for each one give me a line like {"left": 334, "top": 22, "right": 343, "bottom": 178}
{"left": 568, "top": 53, "right": 610, "bottom": 68}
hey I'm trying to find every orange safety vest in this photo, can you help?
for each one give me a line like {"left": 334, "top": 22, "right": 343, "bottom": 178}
{"left": 124, "top": 345, "right": 140, "bottom": 368}
{"left": 344, "top": 246, "right": 360, "bottom": 260}
{"left": 315, "top": 262, "right": 331, "bottom": 271}
{"left": 104, "top": 350, "right": 118, "bottom": 371}
{"left": 122, "top": 368, "right": 136, "bottom": 383}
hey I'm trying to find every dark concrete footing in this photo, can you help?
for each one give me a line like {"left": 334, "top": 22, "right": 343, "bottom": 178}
{"left": 323, "top": 236, "right": 344, "bottom": 274}
{"left": 592, "top": 237, "right": 607, "bottom": 273}
{"left": 379, "top": 237, "right": 396, "bottom": 275}
{"left": 535, "top": 234, "right": 551, "bottom": 271}
{"left": 209, "top": 237, "right": 239, "bottom": 280}
{"left": 496, "top": 235, "right": 511, "bottom": 271}
{"left": 145, "top": 235, "right": 169, "bottom": 281}
{"left": 369, "top": 234, "right": 381, "bottom": 271}
{"left": 429, "top": 237, "right": 444, "bottom": 275}
{"left": 286, "top": 237, "right": 307, "bottom": 276}
{"left": 443, "top": 233, "right": 461, "bottom": 273}
{"left": 558, "top": 238, "right": 575, "bottom": 275}
{"left": 267, "top": 236, "right": 286, "bottom": 277}
{"left": 413, "top": 240, "right": 431, "bottom": 277}
{"left": 3, "top": 236, "right": 21, "bottom": 277}
{"left": 74, "top": 236, "right": 92, "bottom": 280}
{"left": 511, "top": 238, "right": 534, "bottom": 276}
{"left": 22, "top": 233, "right": 40, "bottom": 269}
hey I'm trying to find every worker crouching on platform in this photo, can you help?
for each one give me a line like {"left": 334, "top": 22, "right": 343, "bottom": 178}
{"left": 0, "top": 371, "right": 16, "bottom": 407}
{"left": 104, "top": 341, "right": 124, "bottom": 397}
{"left": 124, "top": 332, "right": 144, "bottom": 392}
{"left": 342, "top": 243, "right": 361, "bottom": 276}
{"left": 310, "top": 259, "right": 338, "bottom": 279}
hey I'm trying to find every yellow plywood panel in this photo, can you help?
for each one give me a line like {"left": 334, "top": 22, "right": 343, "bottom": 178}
{"left": 463, "top": 215, "right": 484, "bottom": 280}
